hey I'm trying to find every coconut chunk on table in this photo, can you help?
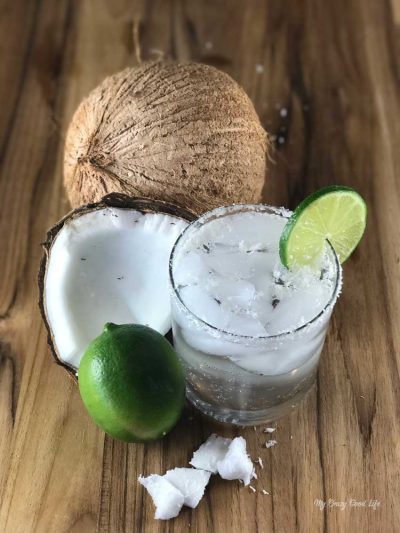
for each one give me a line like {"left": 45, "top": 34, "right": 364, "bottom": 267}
{"left": 164, "top": 468, "right": 211, "bottom": 508}
{"left": 190, "top": 434, "right": 232, "bottom": 473}
{"left": 216, "top": 436, "right": 254, "bottom": 485}
{"left": 138, "top": 475, "right": 184, "bottom": 520}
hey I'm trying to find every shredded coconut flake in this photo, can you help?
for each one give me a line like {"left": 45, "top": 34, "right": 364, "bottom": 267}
{"left": 217, "top": 436, "right": 254, "bottom": 485}
{"left": 256, "top": 457, "right": 264, "bottom": 469}
{"left": 164, "top": 468, "right": 211, "bottom": 509}
{"left": 249, "top": 485, "right": 256, "bottom": 493}
{"left": 190, "top": 434, "right": 231, "bottom": 473}
{"left": 266, "top": 440, "right": 277, "bottom": 448}
{"left": 262, "top": 489, "right": 270, "bottom": 495}
{"left": 264, "top": 427, "right": 276, "bottom": 433}
{"left": 138, "top": 475, "right": 184, "bottom": 520}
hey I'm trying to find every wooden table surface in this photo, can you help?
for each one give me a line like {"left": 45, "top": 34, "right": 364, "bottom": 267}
{"left": 1, "top": 1, "right": 400, "bottom": 532}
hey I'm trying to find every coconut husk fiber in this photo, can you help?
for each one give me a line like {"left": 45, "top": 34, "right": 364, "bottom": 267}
{"left": 64, "top": 62, "right": 268, "bottom": 215}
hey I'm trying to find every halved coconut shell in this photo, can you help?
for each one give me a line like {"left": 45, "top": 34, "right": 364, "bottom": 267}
{"left": 38, "top": 193, "right": 196, "bottom": 379}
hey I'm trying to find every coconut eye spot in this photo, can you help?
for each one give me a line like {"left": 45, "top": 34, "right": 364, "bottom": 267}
{"left": 44, "top": 207, "right": 188, "bottom": 369}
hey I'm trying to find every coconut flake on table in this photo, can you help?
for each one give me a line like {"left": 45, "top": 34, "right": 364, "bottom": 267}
{"left": 138, "top": 475, "right": 184, "bottom": 520}
{"left": 264, "top": 427, "right": 276, "bottom": 433}
{"left": 164, "top": 468, "right": 211, "bottom": 508}
{"left": 140, "top": 434, "right": 257, "bottom": 520}
{"left": 265, "top": 440, "right": 277, "bottom": 448}
{"left": 216, "top": 436, "right": 255, "bottom": 486}
{"left": 256, "top": 457, "right": 264, "bottom": 469}
{"left": 190, "top": 434, "right": 232, "bottom": 473}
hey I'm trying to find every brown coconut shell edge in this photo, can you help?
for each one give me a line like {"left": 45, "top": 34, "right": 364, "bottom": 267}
{"left": 38, "top": 192, "right": 197, "bottom": 382}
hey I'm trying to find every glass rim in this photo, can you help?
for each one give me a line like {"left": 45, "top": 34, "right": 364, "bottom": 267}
{"left": 169, "top": 203, "right": 342, "bottom": 342}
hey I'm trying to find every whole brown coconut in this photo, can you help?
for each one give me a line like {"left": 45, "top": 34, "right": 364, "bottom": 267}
{"left": 64, "top": 62, "right": 268, "bottom": 214}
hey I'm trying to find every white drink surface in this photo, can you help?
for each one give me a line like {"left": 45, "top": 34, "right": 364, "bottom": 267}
{"left": 173, "top": 209, "right": 336, "bottom": 338}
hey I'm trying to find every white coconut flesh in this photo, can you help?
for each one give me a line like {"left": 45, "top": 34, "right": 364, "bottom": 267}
{"left": 44, "top": 207, "right": 188, "bottom": 369}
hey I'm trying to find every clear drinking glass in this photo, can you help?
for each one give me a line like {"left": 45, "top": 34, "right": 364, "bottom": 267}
{"left": 169, "top": 204, "right": 342, "bottom": 425}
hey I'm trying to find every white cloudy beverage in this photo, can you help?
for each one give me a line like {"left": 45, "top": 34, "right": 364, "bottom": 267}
{"left": 169, "top": 205, "right": 342, "bottom": 425}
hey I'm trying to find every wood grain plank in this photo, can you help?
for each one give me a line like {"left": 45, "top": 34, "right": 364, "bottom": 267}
{"left": 0, "top": 0, "right": 134, "bottom": 531}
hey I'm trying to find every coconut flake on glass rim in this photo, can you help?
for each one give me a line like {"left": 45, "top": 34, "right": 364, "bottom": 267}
{"left": 192, "top": 210, "right": 288, "bottom": 249}
{"left": 44, "top": 206, "right": 188, "bottom": 368}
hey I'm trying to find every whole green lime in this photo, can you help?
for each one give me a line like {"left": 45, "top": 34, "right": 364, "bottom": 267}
{"left": 78, "top": 323, "right": 185, "bottom": 442}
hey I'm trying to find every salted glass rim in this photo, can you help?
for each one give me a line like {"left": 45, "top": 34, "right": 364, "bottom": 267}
{"left": 169, "top": 203, "right": 342, "bottom": 342}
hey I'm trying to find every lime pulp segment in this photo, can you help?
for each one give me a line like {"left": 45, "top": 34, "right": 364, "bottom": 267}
{"left": 279, "top": 186, "right": 367, "bottom": 268}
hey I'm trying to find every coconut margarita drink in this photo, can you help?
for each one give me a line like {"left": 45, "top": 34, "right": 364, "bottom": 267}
{"left": 40, "top": 186, "right": 365, "bottom": 439}
{"left": 38, "top": 61, "right": 367, "bottom": 459}
{"left": 169, "top": 204, "right": 342, "bottom": 425}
